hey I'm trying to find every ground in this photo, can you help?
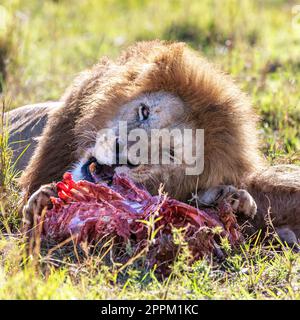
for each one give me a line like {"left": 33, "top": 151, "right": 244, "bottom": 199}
{"left": 0, "top": 0, "right": 300, "bottom": 299}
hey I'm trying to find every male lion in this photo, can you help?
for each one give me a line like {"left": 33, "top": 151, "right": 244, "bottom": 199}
{"left": 7, "top": 40, "right": 300, "bottom": 248}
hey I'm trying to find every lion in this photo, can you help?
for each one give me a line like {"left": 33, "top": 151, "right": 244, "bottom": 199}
{"left": 7, "top": 40, "right": 300, "bottom": 248}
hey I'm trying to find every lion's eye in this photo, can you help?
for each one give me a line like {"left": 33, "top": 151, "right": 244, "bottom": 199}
{"left": 138, "top": 103, "right": 150, "bottom": 121}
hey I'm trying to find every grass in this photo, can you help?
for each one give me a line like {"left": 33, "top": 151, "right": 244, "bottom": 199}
{"left": 0, "top": 0, "right": 300, "bottom": 299}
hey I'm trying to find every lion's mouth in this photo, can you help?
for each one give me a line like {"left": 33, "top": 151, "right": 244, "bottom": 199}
{"left": 81, "top": 157, "right": 140, "bottom": 184}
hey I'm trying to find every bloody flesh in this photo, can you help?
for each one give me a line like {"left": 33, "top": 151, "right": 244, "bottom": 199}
{"left": 42, "top": 172, "right": 243, "bottom": 270}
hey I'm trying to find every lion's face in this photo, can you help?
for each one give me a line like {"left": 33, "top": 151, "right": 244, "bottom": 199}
{"left": 19, "top": 41, "right": 262, "bottom": 199}
{"left": 71, "top": 91, "right": 203, "bottom": 199}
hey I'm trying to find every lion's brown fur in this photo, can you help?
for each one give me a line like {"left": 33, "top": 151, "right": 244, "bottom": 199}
{"left": 18, "top": 40, "right": 300, "bottom": 236}
{"left": 243, "top": 165, "right": 300, "bottom": 233}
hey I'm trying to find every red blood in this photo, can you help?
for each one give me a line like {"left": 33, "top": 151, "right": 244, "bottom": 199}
{"left": 41, "top": 173, "right": 243, "bottom": 271}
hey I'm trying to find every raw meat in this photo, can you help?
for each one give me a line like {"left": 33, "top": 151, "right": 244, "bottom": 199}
{"left": 41, "top": 172, "right": 243, "bottom": 271}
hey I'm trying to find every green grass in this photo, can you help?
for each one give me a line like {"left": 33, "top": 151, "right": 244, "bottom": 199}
{"left": 1, "top": 0, "right": 300, "bottom": 299}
